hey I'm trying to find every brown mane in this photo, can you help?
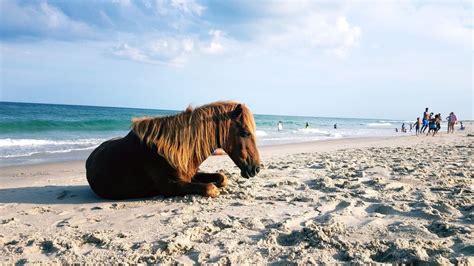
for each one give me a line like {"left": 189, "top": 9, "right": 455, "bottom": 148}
{"left": 131, "top": 101, "right": 256, "bottom": 173}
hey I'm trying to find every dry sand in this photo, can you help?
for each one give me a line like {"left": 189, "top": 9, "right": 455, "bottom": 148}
{"left": 1, "top": 132, "right": 473, "bottom": 264}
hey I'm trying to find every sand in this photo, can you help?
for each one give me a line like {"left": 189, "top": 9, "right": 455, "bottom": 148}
{"left": 1, "top": 131, "right": 473, "bottom": 264}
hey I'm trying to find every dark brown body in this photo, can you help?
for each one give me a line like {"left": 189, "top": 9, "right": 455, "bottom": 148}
{"left": 86, "top": 131, "right": 178, "bottom": 199}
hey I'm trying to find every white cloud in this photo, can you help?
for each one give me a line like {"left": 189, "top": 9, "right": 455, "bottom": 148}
{"left": 110, "top": 2, "right": 364, "bottom": 65}
{"left": 112, "top": 43, "right": 150, "bottom": 63}
{"left": 351, "top": 1, "right": 472, "bottom": 49}
{"left": 112, "top": 37, "right": 196, "bottom": 66}
{"left": 201, "top": 30, "right": 226, "bottom": 54}
{"left": 111, "top": 28, "right": 238, "bottom": 66}
{"left": 151, "top": 0, "right": 204, "bottom": 16}
{"left": 250, "top": 9, "right": 362, "bottom": 59}
{"left": 170, "top": 0, "right": 204, "bottom": 16}
{"left": 0, "top": 1, "right": 93, "bottom": 40}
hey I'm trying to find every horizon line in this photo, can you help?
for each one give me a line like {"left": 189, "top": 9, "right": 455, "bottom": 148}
{"left": 0, "top": 100, "right": 414, "bottom": 122}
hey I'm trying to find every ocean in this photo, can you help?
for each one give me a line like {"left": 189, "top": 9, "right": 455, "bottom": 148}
{"left": 0, "top": 102, "right": 405, "bottom": 167}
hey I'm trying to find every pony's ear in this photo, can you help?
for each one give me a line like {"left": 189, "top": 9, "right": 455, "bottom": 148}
{"left": 185, "top": 105, "right": 193, "bottom": 113}
{"left": 231, "top": 104, "right": 243, "bottom": 120}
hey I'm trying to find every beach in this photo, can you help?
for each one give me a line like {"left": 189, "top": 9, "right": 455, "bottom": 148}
{"left": 1, "top": 130, "right": 472, "bottom": 264}
{"left": 2, "top": 0, "right": 472, "bottom": 264}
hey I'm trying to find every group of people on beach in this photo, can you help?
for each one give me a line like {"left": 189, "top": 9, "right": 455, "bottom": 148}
{"left": 276, "top": 107, "right": 464, "bottom": 136}
{"left": 406, "top": 107, "right": 463, "bottom": 136}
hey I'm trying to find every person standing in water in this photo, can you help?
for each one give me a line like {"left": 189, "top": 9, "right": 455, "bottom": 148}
{"left": 446, "top": 112, "right": 457, "bottom": 133}
{"left": 413, "top": 117, "right": 421, "bottom": 136}
{"left": 334, "top": 123, "right": 337, "bottom": 129}
{"left": 426, "top": 113, "right": 436, "bottom": 136}
{"left": 277, "top": 121, "right": 283, "bottom": 131}
{"left": 305, "top": 122, "right": 309, "bottom": 128}
{"left": 421, "top": 107, "right": 430, "bottom": 133}
{"left": 433, "top": 114, "right": 442, "bottom": 136}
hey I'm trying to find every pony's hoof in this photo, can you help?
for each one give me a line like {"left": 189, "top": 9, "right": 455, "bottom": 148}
{"left": 216, "top": 173, "right": 229, "bottom": 188}
{"left": 206, "top": 184, "right": 220, "bottom": 198}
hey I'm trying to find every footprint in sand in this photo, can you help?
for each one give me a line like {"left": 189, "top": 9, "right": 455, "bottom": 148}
{"left": 367, "top": 204, "right": 400, "bottom": 215}
{"left": 1, "top": 217, "right": 15, "bottom": 225}
{"left": 56, "top": 218, "right": 71, "bottom": 228}
{"left": 28, "top": 206, "right": 51, "bottom": 214}
{"left": 136, "top": 214, "right": 155, "bottom": 219}
{"left": 426, "top": 220, "right": 470, "bottom": 238}
{"left": 39, "top": 240, "right": 57, "bottom": 254}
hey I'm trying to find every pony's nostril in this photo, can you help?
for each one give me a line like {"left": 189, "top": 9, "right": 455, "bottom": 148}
{"left": 255, "top": 166, "right": 260, "bottom": 174}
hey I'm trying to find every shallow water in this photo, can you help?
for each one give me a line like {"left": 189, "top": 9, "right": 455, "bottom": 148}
{"left": 0, "top": 101, "right": 406, "bottom": 166}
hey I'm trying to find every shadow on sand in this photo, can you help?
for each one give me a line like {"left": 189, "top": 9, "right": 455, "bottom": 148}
{"left": 0, "top": 185, "right": 113, "bottom": 205}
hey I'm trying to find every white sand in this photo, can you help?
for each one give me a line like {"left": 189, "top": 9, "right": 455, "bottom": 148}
{"left": 1, "top": 132, "right": 473, "bottom": 264}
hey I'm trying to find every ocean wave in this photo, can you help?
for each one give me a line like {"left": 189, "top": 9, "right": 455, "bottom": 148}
{"left": 255, "top": 130, "right": 267, "bottom": 137}
{"left": 0, "top": 119, "right": 130, "bottom": 133}
{"left": 366, "top": 122, "right": 392, "bottom": 127}
{"left": 0, "top": 138, "right": 103, "bottom": 159}
{"left": 0, "top": 138, "right": 102, "bottom": 148}
{"left": 293, "top": 128, "right": 331, "bottom": 135}
{"left": 0, "top": 146, "right": 98, "bottom": 158}
{"left": 386, "top": 120, "right": 413, "bottom": 123}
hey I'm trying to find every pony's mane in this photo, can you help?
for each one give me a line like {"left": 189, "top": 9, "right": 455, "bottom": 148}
{"left": 131, "top": 101, "right": 256, "bottom": 173}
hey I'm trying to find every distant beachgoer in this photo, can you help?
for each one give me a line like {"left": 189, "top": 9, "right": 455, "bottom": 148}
{"left": 395, "top": 128, "right": 398, "bottom": 132}
{"left": 460, "top": 122, "right": 465, "bottom": 130}
{"left": 446, "top": 112, "right": 457, "bottom": 133}
{"left": 409, "top": 123, "right": 413, "bottom": 132}
{"left": 401, "top": 123, "right": 406, "bottom": 133}
{"left": 426, "top": 112, "right": 434, "bottom": 134}
{"left": 428, "top": 114, "right": 441, "bottom": 136}
{"left": 413, "top": 117, "right": 421, "bottom": 136}
{"left": 277, "top": 121, "right": 283, "bottom": 131}
{"left": 334, "top": 123, "right": 337, "bottom": 129}
{"left": 427, "top": 115, "right": 436, "bottom": 136}
{"left": 421, "top": 107, "right": 429, "bottom": 133}
{"left": 434, "top": 114, "right": 442, "bottom": 136}
{"left": 305, "top": 122, "right": 309, "bottom": 129}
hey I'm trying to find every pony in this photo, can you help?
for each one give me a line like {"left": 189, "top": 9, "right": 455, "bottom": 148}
{"left": 86, "top": 101, "right": 261, "bottom": 199}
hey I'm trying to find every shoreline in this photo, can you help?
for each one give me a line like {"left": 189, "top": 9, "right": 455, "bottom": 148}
{"left": 0, "top": 130, "right": 465, "bottom": 170}
{"left": 1, "top": 134, "right": 413, "bottom": 170}
{"left": 0, "top": 131, "right": 469, "bottom": 179}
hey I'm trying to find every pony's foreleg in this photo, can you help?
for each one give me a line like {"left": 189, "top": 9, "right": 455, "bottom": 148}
{"left": 164, "top": 180, "right": 220, "bottom": 198}
{"left": 192, "top": 172, "right": 229, "bottom": 188}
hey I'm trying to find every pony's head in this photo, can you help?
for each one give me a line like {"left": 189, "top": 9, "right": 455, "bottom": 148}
{"left": 132, "top": 101, "right": 261, "bottom": 178}
{"left": 223, "top": 104, "right": 261, "bottom": 178}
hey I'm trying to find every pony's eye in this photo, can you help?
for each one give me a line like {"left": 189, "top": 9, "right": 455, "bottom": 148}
{"left": 240, "top": 129, "right": 250, "bottom": 137}
{"left": 236, "top": 123, "right": 250, "bottom": 137}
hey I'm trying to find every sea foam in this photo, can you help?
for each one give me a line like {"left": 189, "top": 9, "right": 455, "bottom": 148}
{"left": 0, "top": 138, "right": 102, "bottom": 147}
{"left": 366, "top": 122, "right": 392, "bottom": 127}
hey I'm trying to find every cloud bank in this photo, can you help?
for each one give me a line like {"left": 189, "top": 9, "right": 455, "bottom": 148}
{"left": 1, "top": 0, "right": 471, "bottom": 66}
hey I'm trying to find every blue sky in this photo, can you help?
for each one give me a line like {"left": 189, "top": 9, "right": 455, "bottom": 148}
{"left": 0, "top": 0, "right": 472, "bottom": 119}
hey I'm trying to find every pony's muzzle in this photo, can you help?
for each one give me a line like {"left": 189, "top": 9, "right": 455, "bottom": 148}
{"left": 241, "top": 164, "right": 261, "bottom": 178}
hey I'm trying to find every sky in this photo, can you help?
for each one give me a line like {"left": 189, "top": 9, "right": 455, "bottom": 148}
{"left": 0, "top": 0, "right": 472, "bottom": 120}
